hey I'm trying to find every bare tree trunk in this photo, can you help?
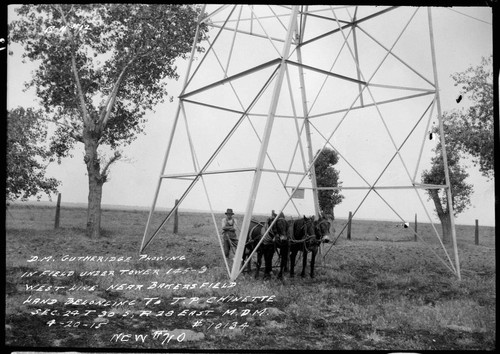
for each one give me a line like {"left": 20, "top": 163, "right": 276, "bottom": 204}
{"left": 87, "top": 173, "right": 103, "bottom": 239}
{"left": 84, "top": 132, "right": 103, "bottom": 239}
{"left": 440, "top": 213, "right": 451, "bottom": 244}
{"left": 429, "top": 189, "right": 451, "bottom": 244}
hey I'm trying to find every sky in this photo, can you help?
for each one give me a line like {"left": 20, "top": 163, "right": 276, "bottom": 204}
{"left": 6, "top": 5, "right": 495, "bottom": 227}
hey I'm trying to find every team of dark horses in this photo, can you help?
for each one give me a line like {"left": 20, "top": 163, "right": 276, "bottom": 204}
{"left": 242, "top": 212, "right": 334, "bottom": 279}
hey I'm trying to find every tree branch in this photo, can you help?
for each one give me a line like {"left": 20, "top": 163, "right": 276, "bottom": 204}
{"left": 39, "top": 116, "right": 83, "bottom": 143}
{"left": 55, "top": 5, "right": 91, "bottom": 126}
{"left": 100, "top": 151, "right": 122, "bottom": 179}
{"left": 98, "top": 47, "right": 155, "bottom": 129}
{"left": 99, "top": 58, "right": 135, "bottom": 128}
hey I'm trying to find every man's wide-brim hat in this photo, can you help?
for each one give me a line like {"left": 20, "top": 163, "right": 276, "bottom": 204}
{"left": 225, "top": 208, "right": 234, "bottom": 215}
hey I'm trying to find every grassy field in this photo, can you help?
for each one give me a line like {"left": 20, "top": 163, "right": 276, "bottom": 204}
{"left": 5, "top": 203, "right": 496, "bottom": 350}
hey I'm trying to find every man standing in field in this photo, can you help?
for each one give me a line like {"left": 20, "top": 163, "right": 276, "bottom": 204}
{"left": 221, "top": 208, "right": 239, "bottom": 259}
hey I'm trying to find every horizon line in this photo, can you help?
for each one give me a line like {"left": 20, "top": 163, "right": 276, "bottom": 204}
{"left": 8, "top": 200, "right": 495, "bottom": 227}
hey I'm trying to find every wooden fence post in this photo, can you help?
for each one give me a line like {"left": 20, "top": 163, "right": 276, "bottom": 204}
{"left": 173, "top": 199, "right": 179, "bottom": 234}
{"left": 54, "top": 193, "right": 61, "bottom": 229}
{"left": 414, "top": 213, "right": 418, "bottom": 241}
{"left": 475, "top": 219, "right": 479, "bottom": 245}
{"left": 347, "top": 211, "right": 352, "bottom": 240}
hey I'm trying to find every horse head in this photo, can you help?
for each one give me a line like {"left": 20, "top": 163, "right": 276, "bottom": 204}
{"left": 272, "top": 214, "right": 289, "bottom": 243}
{"left": 302, "top": 215, "right": 316, "bottom": 238}
{"left": 315, "top": 215, "right": 333, "bottom": 243}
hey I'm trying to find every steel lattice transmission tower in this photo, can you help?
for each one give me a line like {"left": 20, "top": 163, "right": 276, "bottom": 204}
{"left": 140, "top": 5, "right": 461, "bottom": 281}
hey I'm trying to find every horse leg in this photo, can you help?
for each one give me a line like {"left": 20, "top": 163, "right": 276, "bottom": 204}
{"left": 284, "top": 246, "right": 289, "bottom": 273}
{"left": 255, "top": 249, "right": 262, "bottom": 279}
{"left": 310, "top": 249, "right": 317, "bottom": 278}
{"left": 289, "top": 247, "right": 297, "bottom": 278}
{"left": 301, "top": 248, "right": 307, "bottom": 278}
{"left": 263, "top": 247, "right": 273, "bottom": 279}
{"left": 246, "top": 250, "right": 252, "bottom": 273}
{"left": 278, "top": 245, "right": 287, "bottom": 279}
{"left": 242, "top": 247, "right": 251, "bottom": 273}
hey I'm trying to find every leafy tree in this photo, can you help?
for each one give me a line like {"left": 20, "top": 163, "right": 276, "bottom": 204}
{"left": 9, "top": 4, "right": 208, "bottom": 238}
{"left": 446, "top": 55, "right": 494, "bottom": 179}
{"left": 313, "top": 148, "right": 344, "bottom": 218}
{"left": 421, "top": 56, "right": 493, "bottom": 244}
{"left": 422, "top": 115, "right": 474, "bottom": 243}
{"left": 6, "top": 107, "right": 60, "bottom": 202}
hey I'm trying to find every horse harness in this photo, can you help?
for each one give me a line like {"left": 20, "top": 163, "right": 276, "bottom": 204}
{"left": 287, "top": 218, "right": 328, "bottom": 253}
{"left": 246, "top": 217, "right": 326, "bottom": 251}
{"left": 290, "top": 219, "right": 316, "bottom": 243}
{"left": 247, "top": 220, "right": 274, "bottom": 247}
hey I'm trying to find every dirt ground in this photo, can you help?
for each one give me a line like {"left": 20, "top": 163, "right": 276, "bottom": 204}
{"left": 4, "top": 205, "right": 496, "bottom": 350}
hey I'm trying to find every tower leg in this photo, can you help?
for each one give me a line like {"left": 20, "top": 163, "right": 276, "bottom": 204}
{"left": 140, "top": 7, "right": 207, "bottom": 252}
{"left": 230, "top": 6, "right": 300, "bottom": 281}
{"left": 428, "top": 7, "right": 461, "bottom": 280}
